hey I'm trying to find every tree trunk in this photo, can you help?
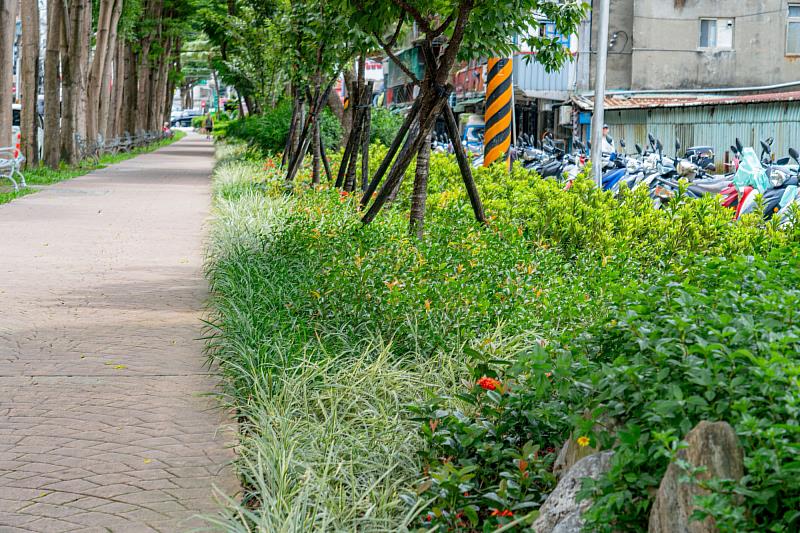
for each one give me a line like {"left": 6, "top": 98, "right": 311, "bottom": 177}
{"left": 20, "top": 0, "right": 40, "bottom": 166}
{"left": 151, "top": 36, "right": 172, "bottom": 130}
{"left": 0, "top": 0, "right": 17, "bottom": 147}
{"left": 87, "top": 0, "right": 114, "bottom": 142}
{"left": 100, "top": 0, "right": 122, "bottom": 138}
{"left": 74, "top": 0, "right": 91, "bottom": 145}
{"left": 59, "top": 4, "right": 75, "bottom": 163}
{"left": 361, "top": 103, "right": 371, "bottom": 191}
{"left": 409, "top": 130, "right": 431, "bottom": 238}
{"left": 110, "top": 39, "right": 126, "bottom": 136}
{"left": 43, "top": 0, "right": 61, "bottom": 168}
{"left": 312, "top": 117, "right": 321, "bottom": 185}
{"left": 99, "top": 1, "right": 122, "bottom": 139}
{"left": 340, "top": 67, "right": 355, "bottom": 142}
{"left": 122, "top": 43, "right": 138, "bottom": 134}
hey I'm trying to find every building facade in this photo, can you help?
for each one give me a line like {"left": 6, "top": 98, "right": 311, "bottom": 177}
{"left": 586, "top": 0, "right": 800, "bottom": 90}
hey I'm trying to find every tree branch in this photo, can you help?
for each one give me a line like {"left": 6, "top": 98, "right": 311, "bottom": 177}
{"left": 375, "top": 31, "right": 421, "bottom": 86}
{"left": 434, "top": 0, "right": 474, "bottom": 84}
{"left": 386, "top": 12, "right": 405, "bottom": 48}
{"left": 389, "top": 0, "right": 432, "bottom": 34}
{"left": 430, "top": 11, "right": 455, "bottom": 39}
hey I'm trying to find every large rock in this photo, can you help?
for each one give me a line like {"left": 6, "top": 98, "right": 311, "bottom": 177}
{"left": 648, "top": 421, "right": 744, "bottom": 533}
{"left": 553, "top": 436, "right": 598, "bottom": 480}
{"left": 532, "top": 451, "right": 614, "bottom": 533}
{"left": 553, "top": 413, "right": 620, "bottom": 480}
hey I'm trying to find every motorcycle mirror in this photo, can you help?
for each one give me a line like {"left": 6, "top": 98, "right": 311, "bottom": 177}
{"left": 730, "top": 145, "right": 738, "bottom": 155}
{"left": 648, "top": 132, "right": 655, "bottom": 146}
{"left": 760, "top": 140, "right": 771, "bottom": 155}
{"left": 790, "top": 147, "right": 800, "bottom": 165}
{"left": 675, "top": 138, "right": 681, "bottom": 152}
{"left": 619, "top": 139, "right": 626, "bottom": 148}
{"left": 635, "top": 143, "right": 643, "bottom": 154}
{"left": 656, "top": 139, "right": 663, "bottom": 153}
{"left": 767, "top": 137, "right": 774, "bottom": 146}
{"left": 735, "top": 138, "right": 744, "bottom": 153}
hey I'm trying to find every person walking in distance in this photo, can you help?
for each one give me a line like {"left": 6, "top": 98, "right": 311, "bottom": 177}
{"left": 204, "top": 114, "right": 214, "bottom": 140}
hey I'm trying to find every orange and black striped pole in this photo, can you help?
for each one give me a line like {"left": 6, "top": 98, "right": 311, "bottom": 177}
{"left": 483, "top": 58, "right": 513, "bottom": 168}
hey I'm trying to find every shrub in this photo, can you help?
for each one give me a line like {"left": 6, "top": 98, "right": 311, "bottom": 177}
{"left": 405, "top": 250, "right": 800, "bottom": 532}
{"left": 206, "top": 145, "right": 797, "bottom": 532}
{"left": 369, "top": 107, "right": 403, "bottom": 146}
{"left": 223, "top": 100, "right": 343, "bottom": 153}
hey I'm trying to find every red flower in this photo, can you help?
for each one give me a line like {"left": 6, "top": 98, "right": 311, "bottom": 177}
{"left": 477, "top": 376, "right": 501, "bottom": 391}
{"left": 491, "top": 509, "right": 513, "bottom": 517}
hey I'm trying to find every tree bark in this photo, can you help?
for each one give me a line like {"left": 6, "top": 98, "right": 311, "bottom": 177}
{"left": 99, "top": 1, "right": 122, "bottom": 138}
{"left": 59, "top": 3, "right": 75, "bottom": 163}
{"left": 312, "top": 116, "right": 321, "bottom": 184}
{"left": 0, "top": 0, "right": 17, "bottom": 147}
{"left": 121, "top": 43, "right": 138, "bottom": 134}
{"left": 74, "top": 0, "right": 91, "bottom": 145}
{"left": 409, "top": 130, "right": 431, "bottom": 238}
{"left": 87, "top": 0, "right": 114, "bottom": 142}
{"left": 361, "top": 102, "right": 371, "bottom": 191}
{"left": 43, "top": 0, "right": 62, "bottom": 168}
{"left": 20, "top": 0, "right": 40, "bottom": 166}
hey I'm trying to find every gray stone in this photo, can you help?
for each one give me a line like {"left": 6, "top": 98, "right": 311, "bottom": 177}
{"left": 648, "top": 421, "right": 744, "bottom": 533}
{"left": 532, "top": 451, "right": 614, "bottom": 533}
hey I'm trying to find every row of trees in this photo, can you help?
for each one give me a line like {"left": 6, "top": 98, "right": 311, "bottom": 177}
{"left": 0, "top": 0, "right": 194, "bottom": 168}
{"left": 206, "top": 0, "right": 586, "bottom": 237}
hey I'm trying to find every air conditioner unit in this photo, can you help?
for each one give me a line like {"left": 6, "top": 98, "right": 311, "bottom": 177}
{"left": 558, "top": 105, "right": 572, "bottom": 125}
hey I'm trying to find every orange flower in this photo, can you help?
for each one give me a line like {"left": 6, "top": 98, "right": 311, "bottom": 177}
{"left": 491, "top": 509, "right": 513, "bottom": 517}
{"left": 477, "top": 376, "right": 501, "bottom": 391}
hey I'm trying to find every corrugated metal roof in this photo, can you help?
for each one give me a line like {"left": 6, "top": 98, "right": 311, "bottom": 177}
{"left": 572, "top": 90, "right": 800, "bottom": 111}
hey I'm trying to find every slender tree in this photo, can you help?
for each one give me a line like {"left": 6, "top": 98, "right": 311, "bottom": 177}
{"left": 347, "top": 0, "right": 587, "bottom": 236}
{"left": 20, "top": 0, "right": 40, "bottom": 166}
{"left": 43, "top": 0, "right": 62, "bottom": 167}
{"left": 0, "top": 0, "right": 17, "bottom": 147}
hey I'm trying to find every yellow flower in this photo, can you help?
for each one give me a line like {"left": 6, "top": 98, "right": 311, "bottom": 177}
{"left": 576, "top": 436, "right": 590, "bottom": 447}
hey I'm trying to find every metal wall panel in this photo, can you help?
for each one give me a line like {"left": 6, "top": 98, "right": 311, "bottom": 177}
{"left": 602, "top": 102, "right": 800, "bottom": 160}
{"left": 512, "top": 55, "right": 573, "bottom": 95}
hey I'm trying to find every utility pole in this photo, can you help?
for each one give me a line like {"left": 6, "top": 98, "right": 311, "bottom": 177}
{"left": 590, "top": 0, "right": 610, "bottom": 187}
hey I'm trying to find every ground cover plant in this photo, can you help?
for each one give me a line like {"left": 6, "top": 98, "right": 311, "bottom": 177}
{"left": 0, "top": 131, "right": 186, "bottom": 205}
{"left": 205, "top": 143, "right": 798, "bottom": 532}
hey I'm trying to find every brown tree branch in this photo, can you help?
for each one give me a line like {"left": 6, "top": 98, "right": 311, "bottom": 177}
{"left": 430, "top": 11, "right": 455, "bottom": 39}
{"left": 389, "top": 0, "right": 432, "bottom": 34}
{"left": 374, "top": 31, "right": 421, "bottom": 86}
{"left": 435, "top": 0, "right": 474, "bottom": 84}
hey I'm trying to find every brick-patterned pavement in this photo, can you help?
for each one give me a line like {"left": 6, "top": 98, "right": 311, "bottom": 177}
{"left": 0, "top": 134, "right": 238, "bottom": 532}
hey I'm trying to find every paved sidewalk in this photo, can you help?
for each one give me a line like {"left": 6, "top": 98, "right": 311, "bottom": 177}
{"left": 0, "top": 134, "right": 238, "bottom": 532}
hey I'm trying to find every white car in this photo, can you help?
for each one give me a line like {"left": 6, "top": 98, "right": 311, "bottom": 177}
{"left": 11, "top": 104, "right": 44, "bottom": 160}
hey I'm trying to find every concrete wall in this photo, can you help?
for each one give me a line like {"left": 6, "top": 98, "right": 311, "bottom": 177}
{"left": 631, "top": 0, "right": 800, "bottom": 89}
{"left": 582, "top": 0, "right": 634, "bottom": 90}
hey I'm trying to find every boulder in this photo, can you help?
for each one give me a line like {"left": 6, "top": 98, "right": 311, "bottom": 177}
{"left": 532, "top": 451, "right": 614, "bottom": 533}
{"left": 553, "top": 414, "right": 619, "bottom": 479}
{"left": 648, "top": 421, "right": 744, "bottom": 533}
{"left": 553, "top": 436, "right": 597, "bottom": 480}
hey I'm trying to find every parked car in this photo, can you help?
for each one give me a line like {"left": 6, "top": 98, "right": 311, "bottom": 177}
{"left": 11, "top": 104, "right": 44, "bottom": 161}
{"left": 171, "top": 109, "right": 201, "bottom": 127}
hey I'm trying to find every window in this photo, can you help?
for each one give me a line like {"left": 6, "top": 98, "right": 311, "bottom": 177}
{"left": 699, "top": 18, "right": 734, "bottom": 49}
{"left": 788, "top": 5, "right": 800, "bottom": 54}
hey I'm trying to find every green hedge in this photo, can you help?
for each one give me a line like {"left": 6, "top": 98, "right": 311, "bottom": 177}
{"left": 206, "top": 146, "right": 798, "bottom": 531}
